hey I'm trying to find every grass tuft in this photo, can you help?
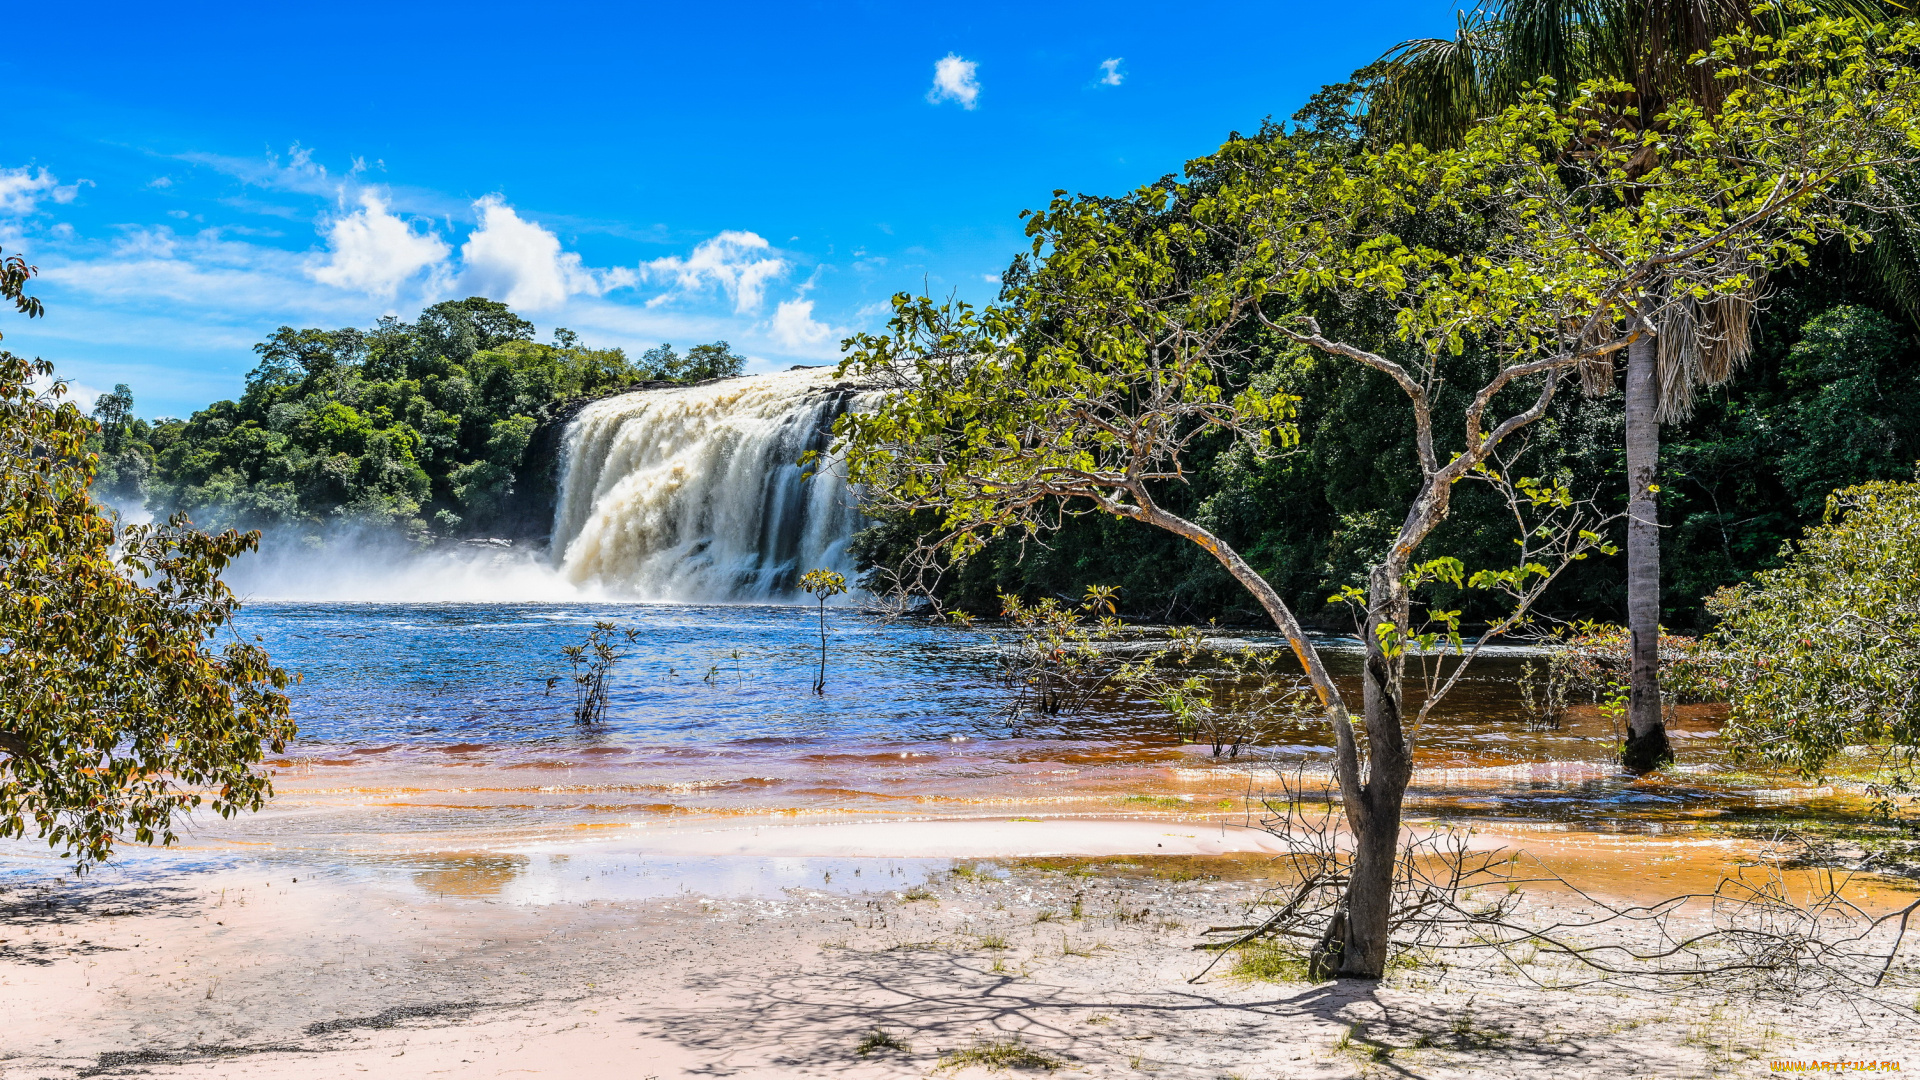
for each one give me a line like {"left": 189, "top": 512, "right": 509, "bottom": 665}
{"left": 901, "top": 885, "right": 938, "bottom": 903}
{"left": 1119, "top": 794, "right": 1190, "bottom": 810}
{"left": 1148, "top": 865, "right": 1208, "bottom": 882}
{"left": 857, "top": 1028, "right": 911, "bottom": 1056}
{"left": 1058, "top": 934, "right": 1104, "bottom": 958}
{"left": 1226, "top": 938, "right": 1316, "bottom": 983}
{"left": 936, "top": 1037, "right": 1062, "bottom": 1073}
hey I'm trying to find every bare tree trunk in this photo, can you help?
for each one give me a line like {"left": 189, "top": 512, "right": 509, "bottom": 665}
{"left": 1319, "top": 564, "right": 1415, "bottom": 979}
{"left": 1622, "top": 329, "right": 1672, "bottom": 773}
{"left": 1129, "top": 498, "right": 1350, "bottom": 730}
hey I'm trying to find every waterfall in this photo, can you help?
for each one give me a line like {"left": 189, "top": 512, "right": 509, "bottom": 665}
{"left": 550, "top": 368, "right": 867, "bottom": 602}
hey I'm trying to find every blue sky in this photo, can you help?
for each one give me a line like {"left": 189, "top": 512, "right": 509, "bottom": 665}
{"left": 1, "top": 0, "right": 1459, "bottom": 418}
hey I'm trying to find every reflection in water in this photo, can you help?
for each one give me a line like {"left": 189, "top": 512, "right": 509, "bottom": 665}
{"left": 411, "top": 854, "right": 531, "bottom": 898}
{"left": 181, "top": 601, "right": 1865, "bottom": 862}
{"left": 374, "top": 852, "right": 950, "bottom": 905}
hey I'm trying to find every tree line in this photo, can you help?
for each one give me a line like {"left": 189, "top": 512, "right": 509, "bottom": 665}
{"left": 90, "top": 296, "right": 746, "bottom": 541}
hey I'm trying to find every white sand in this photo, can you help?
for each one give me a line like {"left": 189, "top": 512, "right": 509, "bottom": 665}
{"left": 1, "top": 816, "right": 1915, "bottom": 1079}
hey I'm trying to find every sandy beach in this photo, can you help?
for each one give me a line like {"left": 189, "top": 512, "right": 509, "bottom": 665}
{"left": 3, "top": 816, "right": 1915, "bottom": 1079}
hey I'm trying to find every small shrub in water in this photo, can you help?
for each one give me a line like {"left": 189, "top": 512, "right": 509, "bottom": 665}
{"left": 559, "top": 621, "right": 637, "bottom": 724}
{"left": 799, "top": 568, "right": 848, "bottom": 694}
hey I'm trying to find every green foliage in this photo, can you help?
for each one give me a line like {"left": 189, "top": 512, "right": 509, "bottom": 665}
{"left": 985, "top": 588, "right": 1133, "bottom": 723}
{"left": 0, "top": 351, "right": 295, "bottom": 870}
{"left": 1123, "top": 624, "right": 1312, "bottom": 758}
{"left": 135, "top": 297, "right": 743, "bottom": 540}
{"left": 1661, "top": 292, "right": 1920, "bottom": 626}
{"left": 637, "top": 340, "right": 746, "bottom": 383}
{"left": 1517, "top": 621, "right": 1725, "bottom": 735}
{"left": 0, "top": 248, "right": 43, "bottom": 320}
{"left": 935, "top": 1037, "right": 1062, "bottom": 1073}
{"left": 977, "top": 586, "right": 1311, "bottom": 753}
{"left": 561, "top": 620, "right": 637, "bottom": 724}
{"left": 1777, "top": 306, "right": 1920, "bottom": 513}
{"left": 1710, "top": 478, "right": 1920, "bottom": 794}
{"left": 1228, "top": 938, "right": 1316, "bottom": 983}
{"left": 88, "top": 384, "right": 155, "bottom": 508}
{"left": 855, "top": 1028, "right": 910, "bottom": 1056}
{"left": 799, "top": 568, "right": 849, "bottom": 693}
{"left": 852, "top": 18, "right": 1920, "bottom": 634}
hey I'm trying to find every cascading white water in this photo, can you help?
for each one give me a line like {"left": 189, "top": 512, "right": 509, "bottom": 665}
{"left": 550, "top": 368, "right": 868, "bottom": 602}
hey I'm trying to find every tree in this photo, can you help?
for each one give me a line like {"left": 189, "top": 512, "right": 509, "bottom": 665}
{"left": 90, "top": 384, "right": 134, "bottom": 454}
{"left": 417, "top": 297, "right": 536, "bottom": 362}
{"left": 799, "top": 568, "right": 849, "bottom": 693}
{"left": 1710, "top": 477, "right": 1920, "bottom": 805}
{"left": 637, "top": 341, "right": 747, "bottom": 382}
{"left": 252, "top": 326, "right": 368, "bottom": 384}
{"left": 683, "top": 341, "right": 746, "bottom": 381}
{"left": 1368, "top": 0, "right": 1907, "bottom": 772}
{"left": 150, "top": 300, "right": 645, "bottom": 539}
{"left": 1774, "top": 306, "right": 1920, "bottom": 512}
{"left": 0, "top": 261, "right": 296, "bottom": 869}
{"left": 836, "top": 14, "right": 1920, "bottom": 978}
{"left": 1, "top": 249, "right": 43, "bottom": 321}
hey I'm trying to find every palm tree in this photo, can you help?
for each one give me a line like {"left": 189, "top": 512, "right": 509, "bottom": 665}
{"left": 1365, "top": 0, "right": 1901, "bottom": 772}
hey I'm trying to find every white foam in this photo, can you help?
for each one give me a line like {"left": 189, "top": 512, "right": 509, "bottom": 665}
{"left": 551, "top": 368, "right": 871, "bottom": 602}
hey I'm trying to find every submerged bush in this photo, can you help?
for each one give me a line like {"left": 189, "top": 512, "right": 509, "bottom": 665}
{"left": 1711, "top": 478, "right": 1920, "bottom": 803}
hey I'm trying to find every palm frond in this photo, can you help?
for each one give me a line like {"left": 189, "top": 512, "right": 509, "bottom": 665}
{"left": 1365, "top": 8, "right": 1503, "bottom": 149}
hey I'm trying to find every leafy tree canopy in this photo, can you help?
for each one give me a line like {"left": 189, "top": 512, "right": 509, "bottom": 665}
{"left": 1, "top": 343, "right": 296, "bottom": 869}
{"left": 1711, "top": 477, "right": 1920, "bottom": 789}
{"left": 118, "top": 299, "right": 743, "bottom": 540}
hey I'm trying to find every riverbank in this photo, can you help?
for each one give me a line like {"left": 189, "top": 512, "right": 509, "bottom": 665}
{"left": 3, "top": 819, "right": 1915, "bottom": 1079}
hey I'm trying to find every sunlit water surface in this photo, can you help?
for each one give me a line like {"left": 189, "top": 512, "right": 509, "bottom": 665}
{"left": 114, "top": 601, "right": 1844, "bottom": 862}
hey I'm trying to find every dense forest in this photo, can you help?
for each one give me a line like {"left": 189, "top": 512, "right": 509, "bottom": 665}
{"left": 889, "top": 265, "right": 1920, "bottom": 632}
{"left": 90, "top": 297, "right": 744, "bottom": 543}
{"left": 90, "top": 160, "right": 1920, "bottom": 635}
{"left": 89, "top": 267, "right": 1920, "bottom": 633}
{"left": 854, "top": 119, "right": 1920, "bottom": 634}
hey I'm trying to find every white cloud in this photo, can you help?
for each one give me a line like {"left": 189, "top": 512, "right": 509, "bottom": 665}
{"left": 771, "top": 298, "right": 833, "bottom": 349}
{"left": 30, "top": 375, "right": 109, "bottom": 412}
{"left": 1098, "top": 58, "right": 1124, "bottom": 86}
{"left": 928, "top": 54, "right": 980, "bottom": 109}
{"left": 0, "top": 167, "right": 85, "bottom": 217}
{"left": 13, "top": 148, "right": 849, "bottom": 412}
{"left": 309, "top": 193, "right": 450, "bottom": 299}
{"left": 178, "top": 145, "right": 466, "bottom": 220}
{"left": 459, "top": 196, "right": 630, "bottom": 312}
{"left": 49, "top": 227, "right": 338, "bottom": 313}
{"left": 178, "top": 143, "right": 335, "bottom": 198}
{"left": 646, "top": 231, "right": 787, "bottom": 313}
{"left": 112, "top": 227, "right": 179, "bottom": 259}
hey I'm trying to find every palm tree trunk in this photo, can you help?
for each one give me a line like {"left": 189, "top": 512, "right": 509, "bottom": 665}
{"left": 1622, "top": 329, "right": 1672, "bottom": 773}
